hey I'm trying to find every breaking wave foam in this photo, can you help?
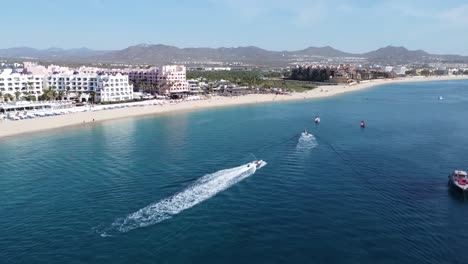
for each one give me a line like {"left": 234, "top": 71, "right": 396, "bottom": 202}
{"left": 102, "top": 162, "right": 261, "bottom": 235}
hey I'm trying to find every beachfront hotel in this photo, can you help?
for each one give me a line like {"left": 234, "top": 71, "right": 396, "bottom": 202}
{"left": 0, "top": 63, "right": 133, "bottom": 102}
{"left": 1, "top": 62, "right": 191, "bottom": 102}
{"left": 45, "top": 72, "right": 134, "bottom": 102}
{"left": 126, "top": 65, "right": 189, "bottom": 96}
{"left": 0, "top": 69, "right": 44, "bottom": 99}
{"left": 158, "top": 65, "right": 189, "bottom": 95}
{"left": 126, "top": 67, "right": 159, "bottom": 85}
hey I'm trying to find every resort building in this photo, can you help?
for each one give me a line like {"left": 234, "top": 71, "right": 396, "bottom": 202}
{"left": 45, "top": 71, "right": 134, "bottom": 102}
{"left": 126, "top": 67, "right": 159, "bottom": 85}
{"left": 157, "top": 65, "right": 189, "bottom": 96}
{"left": 0, "top": 69, "right": 44, "bottom": 100}
{"left": 96, "top": 73, "right": 134, "bottom": 102}
{"left": 125, "top": 65, "right": 189, "bottom": 97}
{"left": 187, "top": 79, "right": 203, "bottom": 94}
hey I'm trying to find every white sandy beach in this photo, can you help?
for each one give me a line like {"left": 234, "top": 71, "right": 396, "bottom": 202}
{"left": 1, "top": 75, "right": 467, "bottom": 139}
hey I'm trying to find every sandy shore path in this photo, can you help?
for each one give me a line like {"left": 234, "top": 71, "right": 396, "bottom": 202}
{"left": 1, "top": 75, "right": 467, "bottom": 139}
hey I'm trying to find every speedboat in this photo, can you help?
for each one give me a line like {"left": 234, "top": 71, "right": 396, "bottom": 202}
{"left": 314, "top": 117, "right": 321, "bottom": 123}
{"left": 449, "top": 170, "right": 468, "bottom": 191}
{"left": 247, "top": 160, "right": 267, "bottom": 170}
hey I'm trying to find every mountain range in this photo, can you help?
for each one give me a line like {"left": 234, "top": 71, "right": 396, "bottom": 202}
{"left": 1, "top": 44, "right": 467, "bottom": 65}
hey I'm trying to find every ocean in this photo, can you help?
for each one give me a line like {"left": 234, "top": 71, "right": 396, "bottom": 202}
{"left": 1, "top": 80, "right": 468, "bottom": 263}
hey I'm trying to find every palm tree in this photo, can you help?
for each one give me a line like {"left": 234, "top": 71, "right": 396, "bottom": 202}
{"left": 66, "top": 87, "right": 71, "bottom": 100}
{"left": 39, "top": 89, "right": 49, "bottom": 101}
{"left": 46, "top": 89, "right": 57, "bottom": 101}
{"left": 27, "top": 82, "right": 34, "bottom": 92}
{"left": 89, "top": 91, "right": 96, "bottom": 104}
{"left": 22, "top": 92, "right": 29, "bottom": 101}
{"left": 14, "top": 91, "right": 21, "bottom": 101}
{"left": 58, "top": 91, "right": 65, "bottom": 100}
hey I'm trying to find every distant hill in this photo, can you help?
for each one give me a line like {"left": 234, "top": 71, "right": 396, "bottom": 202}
{"left": 288, "top": 46, "right": 356, "bottom": 57}
{"left": 1, "top": 44, "right": 467, "bottom": 64}
{"left": 0, "top": 47, "right": 108, "bottom": 59}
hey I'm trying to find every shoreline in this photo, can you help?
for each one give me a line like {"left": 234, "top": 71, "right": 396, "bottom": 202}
{"left": 1, "top": 75, "right": 467, "bottom": 139}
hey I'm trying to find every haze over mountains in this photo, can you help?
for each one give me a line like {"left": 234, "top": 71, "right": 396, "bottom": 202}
{"left": 1, "top": 44, "right": 467, "bottom": 65}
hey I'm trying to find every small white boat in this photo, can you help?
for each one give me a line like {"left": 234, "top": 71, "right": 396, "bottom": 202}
{"left": 439, "top": 96, "right": 443, "bottom": 100}
{"left": 302, "top": 129, "right": 311, "bottom": 137}
{"left": 314, "top": 117, "right": 321, "bottom": 123}
{"left": 247, "top": 160, "right": 267, "bottom": 170}
{"left": 449, "top": 170, "right": 468, "bottom": 191}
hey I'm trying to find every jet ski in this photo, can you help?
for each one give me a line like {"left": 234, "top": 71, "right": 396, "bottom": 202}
{"left": 302, "top": 129, "right": 310, "bottom": 136}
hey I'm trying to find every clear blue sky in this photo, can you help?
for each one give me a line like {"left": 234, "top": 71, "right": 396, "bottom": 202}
{"left": 1, "top": 0, "right": 468, "bottom": 55}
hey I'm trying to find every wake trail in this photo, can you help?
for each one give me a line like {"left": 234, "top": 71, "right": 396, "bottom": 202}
{"left": 296, "top": 133, "right": 319, "bottom": 150}
{"left": 98, "top": 162, "right": 262, "bottom": 236}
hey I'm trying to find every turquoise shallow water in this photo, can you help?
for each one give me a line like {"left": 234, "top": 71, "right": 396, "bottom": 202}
{"left": 1, "top": 80, "right": 468, "bottom": 263}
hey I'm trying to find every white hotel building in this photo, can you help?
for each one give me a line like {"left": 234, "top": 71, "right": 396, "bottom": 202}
{"left": 45, "top": 72, "right": 133, "bottom": 102}
{"left": 0, "top": 69, "right": 44, "bottom": 99}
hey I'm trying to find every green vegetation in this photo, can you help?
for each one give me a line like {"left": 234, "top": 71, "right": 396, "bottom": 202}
{"left": 187, "top": 70, "right": 316, "bottom": 92}
{"left": 187, "top": 71, "right": 262, "bottom": 87}
{"left": 38, "top": 88, "right": 58, "bottom": 101}
{"left": 260, "top": 80, "right": 317, "bottom": 92}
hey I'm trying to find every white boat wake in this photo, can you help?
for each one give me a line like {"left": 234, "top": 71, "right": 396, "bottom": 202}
{"left": 296, "top": 133, "right": 318, "bottom": 150}
{"left": 100, "top": 161, "right": 265, "bottom": 236}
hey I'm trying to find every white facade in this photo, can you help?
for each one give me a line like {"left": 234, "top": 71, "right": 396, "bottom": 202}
{"left": 96, "top": 74, "right": 134, "bottom": 102}
{"left": 187, "top": 79, "right": 202, "bottom": 94}
{"left": 158, "top": 65, "right": 189, "bottom": 95}
{"left": 393, "top": 66, "right": 407, "bottom": 75}
{"left": 45, "top": 72, "right": 133, "bottom": 102}
{"left": 0, "top": 69, "right": 44, "bottom": 100}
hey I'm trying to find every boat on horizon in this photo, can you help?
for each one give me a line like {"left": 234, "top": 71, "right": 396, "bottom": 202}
{"left": 448, "top": 170, "right": 468, "bottom": 192}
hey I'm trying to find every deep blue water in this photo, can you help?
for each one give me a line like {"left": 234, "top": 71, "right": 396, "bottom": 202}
{"left": 1, "top": 80, "right": 468, "bottom": 263}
